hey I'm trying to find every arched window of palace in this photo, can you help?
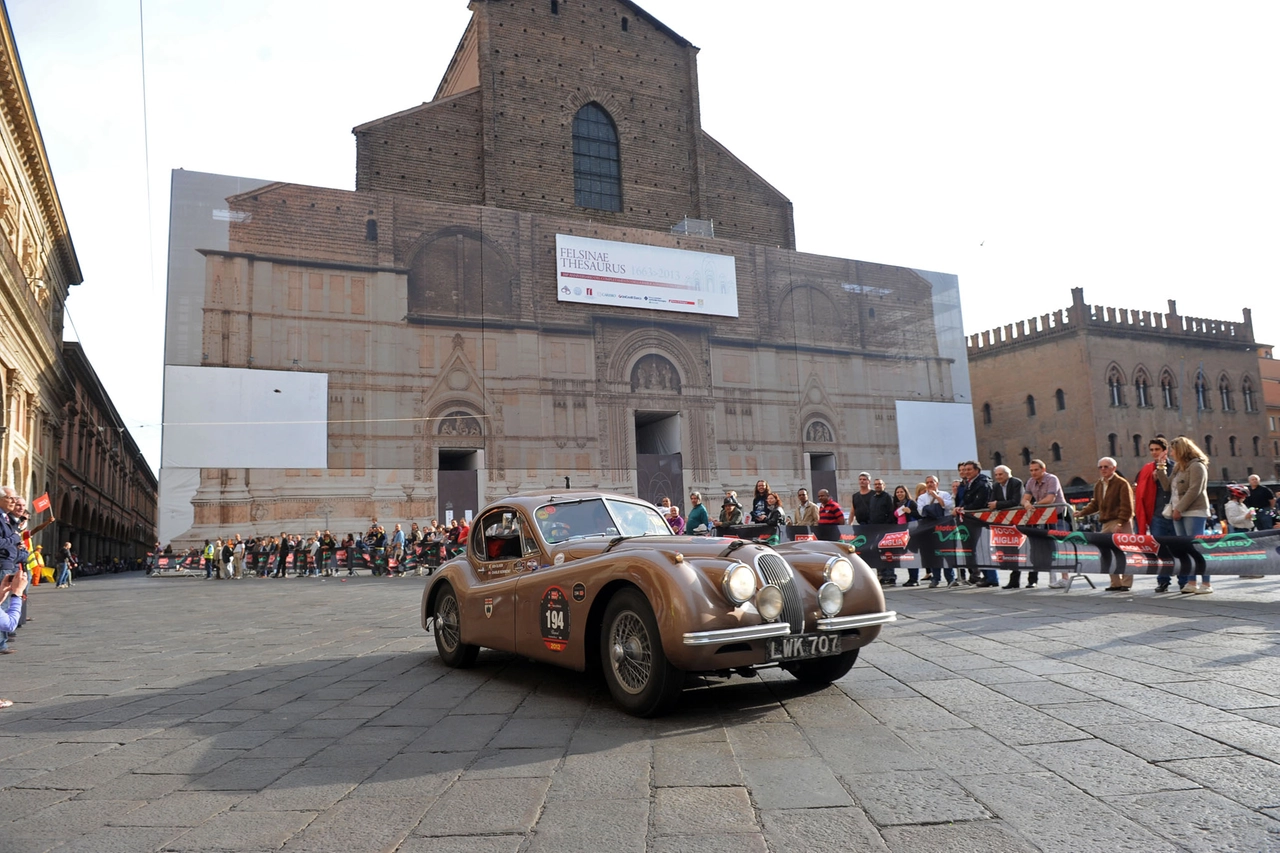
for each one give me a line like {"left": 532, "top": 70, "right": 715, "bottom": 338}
{"left": 572, "top": 103, "right": 622, "bottom": 212}
{"left": 1134, "top": 368, "right": 1151, "bottom": 408}
{"left": 1219, "top": 374, "right": 1234, "bottom": 412}
{"left": 1055, "top": 388, "right": 1066, "bottom": 411}
{"left": 1160, "top": 369, "right": 1177, "bottom": 409}
{"left": 992, "top": 451, "right": 1004, "bottom": 467}
{"left": 1242, "top": 376, "right": 1257, "bottom": 412}
{"left": 1021, "top": 447, "right": 1032, "bottom": 466}
{"left": 1051, "top": 442, "right": 1062, "bottom": 462}
{"left": 1195, "top": 372, "right": 1209, "bottom": 411}
{"left": 1107, "top": 365, "right": 1125, "bottom": 406}
{"left": 1026, "top": 395, "right": 1036, "bottom": 417}
{"left": 982, "top": 402, "right": 992, "bottom": 425}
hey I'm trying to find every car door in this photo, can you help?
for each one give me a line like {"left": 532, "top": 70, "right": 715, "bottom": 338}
{"left": 460, "top": 508, "right": 532, "bottom": 651}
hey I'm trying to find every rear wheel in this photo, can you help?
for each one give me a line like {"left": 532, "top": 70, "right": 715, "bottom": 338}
{"left": 600, "top": 588, "right": 684, "bottom": 717}
{"left": 433, "top": 585, "right": 479, "bottom": 667}
{"left": 784, "top": 647, "right": 859, "bottom": 684}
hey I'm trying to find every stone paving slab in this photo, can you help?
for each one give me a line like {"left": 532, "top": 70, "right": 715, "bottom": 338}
{"left": 4, "top": 574, "right": 1280, "bottom": 850}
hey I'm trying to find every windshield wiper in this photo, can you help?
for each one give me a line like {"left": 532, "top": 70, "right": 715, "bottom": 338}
{"left": 603, "top": 535, "right": 633, "bottom": 553}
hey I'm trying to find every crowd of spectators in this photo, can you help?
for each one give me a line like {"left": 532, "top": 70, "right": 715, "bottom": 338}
{"left": 656, "top": 437, "right": 1274, "bottom": 595}
{"left": 164, "top": 518, "right": 472, "bottom": 580}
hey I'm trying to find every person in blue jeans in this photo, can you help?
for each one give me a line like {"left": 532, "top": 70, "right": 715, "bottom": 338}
{"left": 1169, "top": 436, "right": 1212, "bottom": 594}
{"left": 1137, "top": 438, "right": 1181, "bottom": 593}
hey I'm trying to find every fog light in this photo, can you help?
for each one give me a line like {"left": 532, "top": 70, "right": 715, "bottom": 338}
{"left": 818, "top": 581, "right": 843, "bottom": 617}
{"left": 824, "top": 556, "right": 854, "bottom": 591}
{"left": 755, "top": 584, "right": 784, "bottom": 621}
{"left": 723, "top": 563, "right": 757, "bottom": 604}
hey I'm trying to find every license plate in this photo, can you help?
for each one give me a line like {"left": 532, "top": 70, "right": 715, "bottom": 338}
{"left": 767, "top": 633, "right": 842, "bottom": 662}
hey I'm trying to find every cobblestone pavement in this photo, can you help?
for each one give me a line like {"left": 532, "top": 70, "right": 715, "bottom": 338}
{"left": 2, "top": 572, "right": 1279, "bottom": 852}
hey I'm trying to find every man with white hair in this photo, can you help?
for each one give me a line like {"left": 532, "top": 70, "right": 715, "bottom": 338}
{"left": 1077, "top": 457, "right": 1135, "bottom": 591}
{"left": 988, "top": 465, "right": 1026, "bottom": 589}
{"left": 1245, "top": 474, "right": 1275, "bottom": 531}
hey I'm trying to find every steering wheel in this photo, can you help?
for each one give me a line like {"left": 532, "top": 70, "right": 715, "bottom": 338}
{"left": 548, "top": 522, "right": 572, "bottom": 541}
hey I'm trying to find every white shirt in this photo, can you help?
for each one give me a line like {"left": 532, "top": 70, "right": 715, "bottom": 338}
{"left": 917, "top": 490, "right": 954, "bottom": 513}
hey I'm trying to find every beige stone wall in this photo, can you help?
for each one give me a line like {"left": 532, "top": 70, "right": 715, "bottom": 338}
{"left": 174, "top": 188, "right": 955, "bottom": 545}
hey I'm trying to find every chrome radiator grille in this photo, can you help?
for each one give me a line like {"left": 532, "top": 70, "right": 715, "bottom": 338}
{"left": 755, "top": 553, "right": 805, "bottom": 634}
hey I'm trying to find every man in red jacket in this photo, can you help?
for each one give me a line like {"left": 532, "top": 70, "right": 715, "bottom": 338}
{"left": 1134, "top": 436, "right": 1173, "bottom": 537}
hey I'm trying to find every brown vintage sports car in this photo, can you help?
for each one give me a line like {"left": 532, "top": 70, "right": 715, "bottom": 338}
{"left": 420, "top": 491, "right": 896, "bottom": 716}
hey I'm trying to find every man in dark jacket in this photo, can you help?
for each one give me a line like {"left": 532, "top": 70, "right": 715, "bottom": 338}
{"left": 956, "top": 461, "right": 995, "bottom": 585}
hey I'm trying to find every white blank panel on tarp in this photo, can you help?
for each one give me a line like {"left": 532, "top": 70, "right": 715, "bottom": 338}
{"left": 894, "top": 400, "right": 979, "bottom": 471}
{"left": 162, "top": 366, "right": 328, "bottom": 468}
{"left": 158, "top": 467, "right": 200, "bottom": 548}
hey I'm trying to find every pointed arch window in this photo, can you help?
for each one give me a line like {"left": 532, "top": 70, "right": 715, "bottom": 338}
{"left": 1055, "top": 388, "right": 1066, "bottom": 411}
{"left": 1195, "top": 372, "right": 1209, "bottom": 411}
{"left": 1051, "top": 442, "right": 1062, "bottom": 462}
{"left": 1219, "top": 374, "right": 1234, "bottom": 411}
{"left": 1242, "top": 376, "right": 1257, "bottom": 412}
{"left": 572, "top": 103, "right": 622, "bottom": 212}
{"left": 992, "top": 451, "right": 1003, "bottom": 467}
{"left": 1160, "top": 370, "right": 1177, "bottom": 409}
{"left": 1107, "top": 366, "right": 1125, "bottom": 406}
{"left": 1134, "top": 369, "right": 1151, "bottom": 408}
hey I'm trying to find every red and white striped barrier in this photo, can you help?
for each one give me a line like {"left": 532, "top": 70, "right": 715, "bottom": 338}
{"left": 966, "top": 507, "right": 1058, "bottom": 525}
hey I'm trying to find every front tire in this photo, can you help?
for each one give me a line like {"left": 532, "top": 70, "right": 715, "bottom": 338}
{"left": 600, "top": 588, "right": 684, "bottom": 717}
{"left": 433, "top": 584, "right": 479, "bottom": 667}
{"left": 784, "top": 647, "right": 859, "bottom": 684}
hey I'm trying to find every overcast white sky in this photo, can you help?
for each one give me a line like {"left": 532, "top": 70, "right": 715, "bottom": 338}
{"left": 8, "top": 0, "right": 1279, "bottom": 474}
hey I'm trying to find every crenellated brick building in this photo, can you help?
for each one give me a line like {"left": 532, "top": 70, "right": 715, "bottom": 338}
{"left": 969, "top": 287, "right": 1270, "bottom": 493}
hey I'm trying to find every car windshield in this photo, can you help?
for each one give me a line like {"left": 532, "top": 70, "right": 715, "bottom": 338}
{"left": 534, "top": 498, "right": 671, "bottom": 544}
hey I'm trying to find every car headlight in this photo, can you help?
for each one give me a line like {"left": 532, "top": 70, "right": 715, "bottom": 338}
{"left": 824, "top": 556, "right": 854, "bottom": 592}
{"left": 755, "top": 584, "right": 784, "bottom": 621}
{"left": 818, "top": 581, "right": 844, "bottom": 617}
{"left": 722, "top": 563, "right": 757, "bottom": 605}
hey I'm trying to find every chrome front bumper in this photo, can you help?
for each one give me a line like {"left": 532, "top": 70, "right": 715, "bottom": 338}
{"left": 682, "top": 610, "right": 897, "bottom": 645}
{"left": 816, "top": 610, "right": 897, "bottom": 632}
{"left": 682, "top": 623, "right": 792, "bottom": 646}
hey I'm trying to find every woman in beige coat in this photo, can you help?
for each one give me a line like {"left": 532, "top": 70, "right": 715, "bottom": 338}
{"left": 1169, "top": 436, "right": 1211, "bottom": 594}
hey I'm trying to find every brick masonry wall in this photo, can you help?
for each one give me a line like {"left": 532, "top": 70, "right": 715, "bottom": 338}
{"left": 355, "top": 90, "right": 485, "bottom": 206}
{"left": 700, "top": 133, "right": 794, "bottom": 248}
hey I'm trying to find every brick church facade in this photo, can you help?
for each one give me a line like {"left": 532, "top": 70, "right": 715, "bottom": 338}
{"left": 164, "top": 1, "right": 967, "bottom": 544}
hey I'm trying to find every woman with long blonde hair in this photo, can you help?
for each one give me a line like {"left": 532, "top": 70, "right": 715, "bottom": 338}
{"left": 1168, "top": 435, "right": 1211, "bottom": 594}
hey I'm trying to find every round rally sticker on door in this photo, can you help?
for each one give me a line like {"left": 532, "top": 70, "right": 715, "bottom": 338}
{"left": 540, "top": 586, "right": 570, "bottom": 652}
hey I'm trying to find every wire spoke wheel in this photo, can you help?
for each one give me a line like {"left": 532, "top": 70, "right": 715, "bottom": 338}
{"left": 433, "top": 584, "right": 479, "bottom": 667}
{"left": 436, "top": 591, "right": 461, "bottom": 652}
{"left": 609, "top": 611, "right": 653, "bottom": 694}
{"left": 599, "top": 588, "right": 683, "bottom": 716}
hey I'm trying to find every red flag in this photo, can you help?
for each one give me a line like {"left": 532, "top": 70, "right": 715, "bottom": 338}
{"left": 32, "top": 493, "right": 50, "bottom": 514}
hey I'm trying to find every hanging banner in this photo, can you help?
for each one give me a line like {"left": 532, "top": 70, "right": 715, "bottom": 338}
{"left": 555, "top": 234, "right": 738, "bottom": 318}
